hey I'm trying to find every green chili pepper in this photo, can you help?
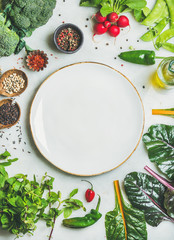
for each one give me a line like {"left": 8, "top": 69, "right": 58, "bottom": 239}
{"left": 62, "top": 195, "right": 102, "bottom": 228}
{"left": 155, "top": 28, "right": 174, "bottom": 49}
{"left": 141, "top": 0, "right": 166, "bottom": 26}
{"left": 141, "top": 17, "right": 169, "bottom": 42}
{"left": 118, "top": 50, "right": 156, "bottom": 65}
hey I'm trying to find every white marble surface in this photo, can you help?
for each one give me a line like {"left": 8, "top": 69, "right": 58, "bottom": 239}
{"left": 0, "top": 0, "right": 174, "bottom": 240}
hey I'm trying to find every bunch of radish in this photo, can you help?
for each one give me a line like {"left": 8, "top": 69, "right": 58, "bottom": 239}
{"left": 93, "top": 11, "right": 129, "bottom": 38}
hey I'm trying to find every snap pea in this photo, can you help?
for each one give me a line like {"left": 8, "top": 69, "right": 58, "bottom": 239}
{"left": 155, "top": 5, "right": 169, "bottom": 23}
{"left": 162, "top": 42, "right": 174, "bottom": 52}
{"left": 155, "top": 28, "right": 174, "bottom": 49}
{"left": 165, "top": 0, "right": 174, "bottom": 28}
{"left": 62, "top": 195, "right": 102, "bottom": 228}
{"left": 141, "top": 0, "right": 166, "bottom": 26}
{"left": 141, "top": 17, "right": 169, "bottom": 41}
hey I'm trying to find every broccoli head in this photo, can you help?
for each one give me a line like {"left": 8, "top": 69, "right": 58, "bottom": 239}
{"left": 3, "top": 0, "right": 56, "bottom": 31}
{"left": 0, "top": 22, "right": 19, "bottom": 57}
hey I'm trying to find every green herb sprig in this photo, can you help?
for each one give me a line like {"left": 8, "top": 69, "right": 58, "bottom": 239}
{"left": 0, "top": 152, "right": 85, "bottom": 239}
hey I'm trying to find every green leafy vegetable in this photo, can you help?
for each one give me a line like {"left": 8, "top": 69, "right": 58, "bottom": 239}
{"left": 105, "top": 180, "right": 147, "bottom": 240}
{"left": 0, "top": 0, "right": 56, "bottom": 57}
{"left": 144, "top": 165, "right": 174, "bottom": 219}
{"left": 143, "top": 124, "right": 174, "bottom": 180}
{"left": 164, "top": 189, "right": 174, "bottom": 218}
{"left": 0, "top": 152, "right": 85, "bottom": 239}
{"left": 80, "top": 0, "right": 147, "bottom": 16}
{"left": 124, "top": 172, "right": 174, "bottom": 227}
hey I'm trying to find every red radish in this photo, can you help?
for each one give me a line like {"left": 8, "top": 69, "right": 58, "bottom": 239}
{"left": 103, "top": 21, "right": 111, "bottom": 28}
{"left": 94, "top": 11, "right": 107, "bottom": 23}
{"left": 93, "top": 23, "right": 107, "bottom": 36}
{"left": 117, "top": 15, "right": 129, "bottom": 28}
{"left": 108, "top": 25, "right": 120, "bottom": 37}
{"left": 107, "top": 12, "right": 118, "bottom": 23}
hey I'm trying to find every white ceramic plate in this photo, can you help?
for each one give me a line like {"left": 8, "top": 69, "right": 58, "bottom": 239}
{"left": 30, "top": 62, "right": 144, "bottom": 176}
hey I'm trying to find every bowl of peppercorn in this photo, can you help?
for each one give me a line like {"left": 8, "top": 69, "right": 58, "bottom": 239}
{"left": 54, "top": 23, "right": 84, "bottom": 54}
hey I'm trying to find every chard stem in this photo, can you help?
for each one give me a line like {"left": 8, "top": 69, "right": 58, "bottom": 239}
{"left": 144, "top": 166, "right": 174, "bottom": 191}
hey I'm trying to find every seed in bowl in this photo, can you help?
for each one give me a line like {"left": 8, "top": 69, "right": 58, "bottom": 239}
{"left": 2, "top": 73, "right": 25, "bottom": 94}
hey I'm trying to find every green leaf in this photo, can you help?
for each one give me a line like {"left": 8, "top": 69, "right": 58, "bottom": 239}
{"left": 164, "top": 189, "right": 174, "bottom": 218}
{"left": 63, "top": 207, "right": 73, "bottom": 219}
{"left": 13, "top": 180, "right": 21, "bottom": 192}
{"left": 100, "top": 4, "right": 113, "bottom": 17}
{"left": 143, "top": 124, "right": 174, "bottom": 180}
{"left": 105, "top": 181, "right": 147, "bottom": 240}
{"left": 69, "top": 188, "right": 78, "bottom": 198}
{"left": 80, "top": 0, "right": 102, "bottom": 7}
{"left": 0, "top": 151, "right": 11, "bottom": 159}
{"left": 124, "top": 172, "right": 174, "bottom": 227}
{"left": 125, "top": 0, "right": 147, "bottom": 10}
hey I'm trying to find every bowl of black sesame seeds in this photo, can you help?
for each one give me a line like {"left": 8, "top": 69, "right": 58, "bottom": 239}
{"left": 0, "top": 69, "right": 28, "bottom": 97}
{"left": 54, "top": 23, "right": 84, "bottom": 54}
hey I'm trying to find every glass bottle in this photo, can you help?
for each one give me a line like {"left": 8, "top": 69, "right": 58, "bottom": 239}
{"left": 155, "top": 57, "right": 174, "bottom": 88}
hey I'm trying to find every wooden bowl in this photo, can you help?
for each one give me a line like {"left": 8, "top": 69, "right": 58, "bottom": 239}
{"left": 0, "top": 99, "right": 21, "bottom": 129}
{"left": 0, "top": 69, "right": 28, "bottom": 97}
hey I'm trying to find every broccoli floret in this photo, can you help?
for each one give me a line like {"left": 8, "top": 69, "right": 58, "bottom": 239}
{"left": 0, "top": 22, "right": 19, "bottom": 57}
{"left": 3, "top": 0, "right": 56, "bottom": 30}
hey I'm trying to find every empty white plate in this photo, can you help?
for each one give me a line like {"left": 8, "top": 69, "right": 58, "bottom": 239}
{"left": 30, "top": 62, "right": 145, "bottom": 176}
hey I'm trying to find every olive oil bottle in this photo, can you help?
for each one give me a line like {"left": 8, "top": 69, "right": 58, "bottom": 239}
{"left": 154, "top": 57, "right": 174, "bottom": 89}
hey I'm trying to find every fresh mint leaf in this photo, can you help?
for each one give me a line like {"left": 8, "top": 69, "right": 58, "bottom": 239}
{"left": 63, "top": 207, "right": 73, "bottom": 218}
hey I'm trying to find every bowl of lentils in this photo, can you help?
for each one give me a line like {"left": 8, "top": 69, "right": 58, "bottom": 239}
{"left": 54, "top": 23, "right": 84, "bottom": 54}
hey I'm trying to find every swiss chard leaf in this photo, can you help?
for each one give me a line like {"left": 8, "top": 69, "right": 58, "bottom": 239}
{"left": 124, "top": 172, "right": 174, "bottom": 226}
{"left": 105, "top": 181, "right": 147, "bottom": 240}
{"left": 143, "top": 124, "right": 174, "bottom": 180}
{"left": 164, "top": 189, "right": 174, "bottom": 218}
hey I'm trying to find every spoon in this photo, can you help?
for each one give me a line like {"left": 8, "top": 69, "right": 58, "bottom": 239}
{"left": 0, "top": 69, "right": 28, "bottom": 97}
{"left": 0, "top": 99, "right": 21, "bottom": 129}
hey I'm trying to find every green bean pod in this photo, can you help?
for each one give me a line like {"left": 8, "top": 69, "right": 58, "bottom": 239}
{"left": 141, "top": 0, "right": 166, "bottom": 26}
{"left": 141, "top": 17, "right": 169, "bottom": 42}
{"left": 118, "top": 50, "right": 156, "bottom": 65}
{"left": 165, "top": 0, "right": 174, "bottom": 28}
{"left": 155, "top": 28, "right": 174, "bottom": 49}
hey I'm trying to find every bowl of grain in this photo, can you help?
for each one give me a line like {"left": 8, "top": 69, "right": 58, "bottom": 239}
{"left": 0, "top": 69, "right": 28, "bottom": 97}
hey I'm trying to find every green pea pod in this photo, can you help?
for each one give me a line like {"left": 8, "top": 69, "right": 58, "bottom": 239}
{"left": 141, "top": 0, "right": 166, "bottom": 26}
{"left": 62, "top": 196, "right": 102, "bottom": 228}
{"left": 118, "top": 50, "right": 156, "bottom": 65}
{"left": 155, "top": 5, "right": 169, "bottom": 23}
{"left": 141, "top": 17, "right": 169, "bottom": 42}
{"left": 162, "top": 42, "right": 174, "bottom": 53}
{"left": 165, "top": 0, "right": 174, "bottom": 28}
{"left": 155, "top": 28, "right": 174, "bottom": 49}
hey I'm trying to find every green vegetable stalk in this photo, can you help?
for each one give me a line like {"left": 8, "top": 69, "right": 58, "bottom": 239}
{"left": 63, "top": 195, "right": 102, "bottom": 228}
{"left": 80, "top": 0, "right": 147, "bottom": 17}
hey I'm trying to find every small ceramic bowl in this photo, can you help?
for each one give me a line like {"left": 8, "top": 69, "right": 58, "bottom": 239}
{"left": 54, "top": 23, "right": 84, "bottom": 54}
